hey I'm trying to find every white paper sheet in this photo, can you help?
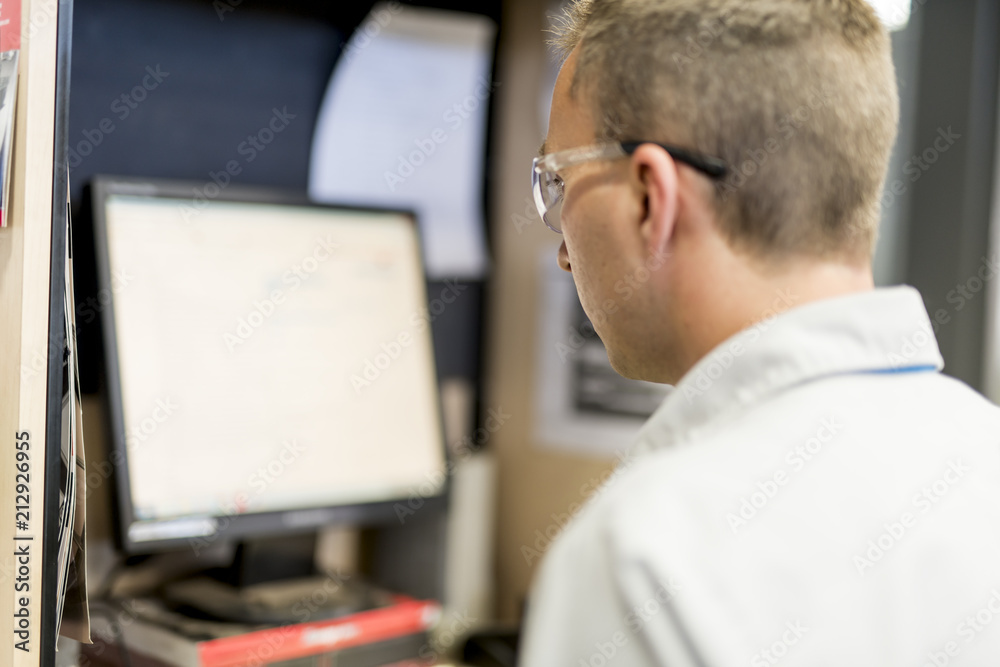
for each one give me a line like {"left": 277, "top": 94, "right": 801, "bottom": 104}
{"left": 309, "top": 3, "right": 495, "bottom": 279}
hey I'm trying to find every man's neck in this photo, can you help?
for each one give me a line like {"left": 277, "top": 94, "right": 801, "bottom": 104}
{"left": 671, "top": 250, "right": 875, "bottom": 384}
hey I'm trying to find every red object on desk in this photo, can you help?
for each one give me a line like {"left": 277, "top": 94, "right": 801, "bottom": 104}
{"left": 197, "top": 598, "right": 441, "bottom": 667}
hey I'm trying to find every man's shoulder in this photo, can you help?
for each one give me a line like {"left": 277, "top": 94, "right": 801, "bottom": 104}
{"left": 531, "top": 365, "right": 1000, "bottom": 666}
{"left": 564, "top": 367, "right": 1000, "bottom": 555}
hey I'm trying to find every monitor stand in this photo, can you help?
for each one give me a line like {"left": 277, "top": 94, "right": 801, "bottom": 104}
{"left": 218, "top": 533, "right": 319, "bottom": 588}
{"left": 162, "top": 533, "right": 384, "bottom": 625}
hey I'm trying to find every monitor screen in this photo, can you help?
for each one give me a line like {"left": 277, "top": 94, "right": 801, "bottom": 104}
{"left": 93, "top": 178, "right": 447, "bottom": 553}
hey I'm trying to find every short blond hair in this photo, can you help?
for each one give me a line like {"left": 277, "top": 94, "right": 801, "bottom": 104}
{"left": 552, "top": 0, "right": 899, "bottom": 262}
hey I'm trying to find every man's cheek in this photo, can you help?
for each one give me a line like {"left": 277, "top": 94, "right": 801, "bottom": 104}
{"left": 576, "top": 280, "right": 606, "bottom": 323}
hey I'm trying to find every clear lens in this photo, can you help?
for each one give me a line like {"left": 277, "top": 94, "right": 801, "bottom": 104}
{"left": 544, "top": 178, "right": 564, "bottom": 232}
{"left": 532, "top": 164, "right": 565, "bottom": 233}
{"left": 532, "top": 142, "right": 630, "bottom": 233}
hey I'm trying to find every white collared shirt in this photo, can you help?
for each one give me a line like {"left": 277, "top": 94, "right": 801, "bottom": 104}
{"left": 520, "top": 286, "right": 1000, "bottom": 667}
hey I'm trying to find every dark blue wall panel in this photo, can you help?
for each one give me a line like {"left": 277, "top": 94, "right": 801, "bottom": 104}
{"left": 69, "top": 0, "right": 488, "bottom": 390}
{"left": 68, "top": 0, "right": 341, "bottom": 205}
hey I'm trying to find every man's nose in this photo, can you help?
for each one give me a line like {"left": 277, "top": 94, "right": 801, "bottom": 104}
{"left": 557, "top": 241, "right": 572, "bottom": 272}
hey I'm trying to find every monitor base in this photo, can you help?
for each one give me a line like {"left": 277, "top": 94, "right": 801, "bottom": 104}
{"left": 162, "top": 572, "right": 388, "bottom": 625}
{"left": 158, "top": 533, "right": 386, "bottom": 625}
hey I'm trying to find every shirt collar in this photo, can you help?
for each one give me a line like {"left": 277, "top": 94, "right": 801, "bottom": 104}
{"left": 634, "top": 286, "right": 944, "bottom": 452}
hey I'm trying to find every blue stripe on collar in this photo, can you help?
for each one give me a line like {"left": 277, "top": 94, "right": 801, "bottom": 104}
{"left": 862, "top": 364, "right": 939, "bottom": 375}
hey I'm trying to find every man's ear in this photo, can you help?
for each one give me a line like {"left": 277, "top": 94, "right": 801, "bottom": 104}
{"left": 630, "top": 143, "right": 680, "bottom": 257}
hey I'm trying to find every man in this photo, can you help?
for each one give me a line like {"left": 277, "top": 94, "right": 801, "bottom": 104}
{"left": 521, "top": 1, "right": 1000, "bottom": 665}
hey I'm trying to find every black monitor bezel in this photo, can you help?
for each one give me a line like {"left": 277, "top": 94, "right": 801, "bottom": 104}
{"left": 91, "top": 174, "right": 451, "bottom": 555}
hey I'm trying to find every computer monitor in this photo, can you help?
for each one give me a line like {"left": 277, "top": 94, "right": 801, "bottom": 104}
{"left": 92, "top": 176, "right": 448, "bottom": 555}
